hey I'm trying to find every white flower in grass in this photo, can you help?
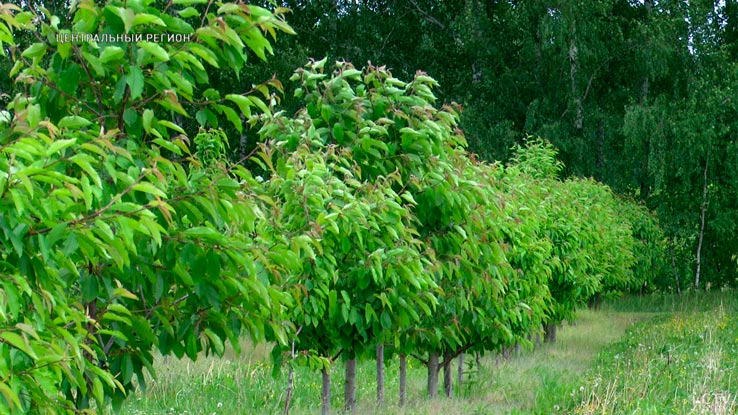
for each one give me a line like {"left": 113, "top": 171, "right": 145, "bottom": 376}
{"left": 217, "top": 402, "right": 223, "bottom": 408}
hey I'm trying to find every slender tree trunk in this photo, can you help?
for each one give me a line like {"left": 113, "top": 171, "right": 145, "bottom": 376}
{"left": 544, "top": 322, "right": 557, "bottom": 343}
{"left": 642, "top": 0, "right": 652, "bottom": 101}
{"left": 457, "top": 352, "right": 464, "bottom": 387}
{"left": 596, "top": 118, "right": 605, "bottom": 180}
{"left": 282, "top": 333, "right": 299, "bottom": 415}
{"left": 443, "top": 352, "right": 453, "bottom": 398}
{"left": 399, "top": 354, "right": 407, "bottom": 406}
{"left": 283, "top": 363, "right": 295, "bottom": 415}
{"left": 376, "top": 343, "right": 384, "bottom": 405}
{"left": 695, "top": 153, "right": 709, "bottom": 289}
{"left": 427, "top": 352, "right": 439, "bottom": 398}
{"left": 344, "top": 358, "right": 357, "bottom": 412}
{"left": 321, "top": 366, "right": 331, "bottom": 415}
{"left": 534, "top": 27, "right": 543, "bottom": 87}
{"left": 239, "top": 116, "right": 248, "bottom": 160}
{"left": 569, "top": 26, "right": 583, "bottom": 131}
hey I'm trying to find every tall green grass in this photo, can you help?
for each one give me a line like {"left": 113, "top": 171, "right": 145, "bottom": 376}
{"left": 601, "top": 289, "right": 733, "bottom": 313}
{"left": 118, "top": 291, "right": 736, "bottom": 415}
{"left": 118, "top": 310, "right": 644, "bottom": 414}
{"left": 562, "top": 292, "right": 738, "bottom": 414}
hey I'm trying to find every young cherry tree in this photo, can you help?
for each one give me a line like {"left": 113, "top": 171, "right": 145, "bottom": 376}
{"left": 0, "top": 1, "right": 295, "bottom": 412}
{"left": 252, "top": 139, "right": 436, "bottom": 414}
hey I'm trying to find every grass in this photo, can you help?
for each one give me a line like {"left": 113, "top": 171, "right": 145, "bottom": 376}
{"left": 117, "top": 291, "right": 737, "bottom": 415}
{"left": 564, "top": 292, "right": 738, "bottom": 414}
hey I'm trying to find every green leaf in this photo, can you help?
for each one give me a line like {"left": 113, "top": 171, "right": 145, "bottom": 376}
{"left": 225, "top": 94, "right": 252, "bottom": 119}
{"left": 0, "top": 382, "right": 21, "bottom": 411}
{"left": 380, "top": 311, "right": 392, "bottom": 329}
{"left": 132, "top": 182, "right": 167, "bottom": 198}
{"left": 220, "top": 105, "right": 242, "bottom": 133}
{"left": 142, "top": 109, "right": 154, "bottom": 133}
{"left": 249, "top": 96, "right": 270, "bottom": 114}
{"left": 70, "top": 153, "right": 102, "bottom": 187}
{"left": 107, "top": 303, "right": 132, "bottom": 317}
{"left": 123, "top": 108, "right": 138, "bottom": 126}
{"left": 185, "top": 333, "right": 198, "bottom": 360}
{"left": 109, "top": 6, "right": 134, "bottom": 33}
{"left": 172, "top": 0, "right": 208, "bottom": 4}
{"left": 132, "top": 13, "right": 166, "bottom": 28}
{"left": 341, "top": 238, "right": 351, "bottom": 254}
{"left": 126, "top": 65, "right": 145, "bottom": 100}
{"left": 27, "top": 103, "right": 40, "bottom": 128}
{"left": 188, "top": 43, "right": 220, "bottom": 68}
{"left": 203, "top": 328, "right": 224, "bottom": 356}
{"left": 153, "top": 138, "right": 183, "bottom": 155}
{"left": 328, "top": 290, "right": 338, "bottom": 318}
{"left": 92, "top": 377, "right": 105, "bottom": 406}
{"left": 333, "top": 123, "right": 344, "bottom": 142}
{"left": 184, "top": 227, "right": 224, "bottom": 242}
{"left": 178, "top": 7, "right": 200, "bottom": 18}
{"left": 58, "top": 116, "right": 92, "bottom": 129}
{"left": 137, "top": 41, "right": 169, "bottom": 62}
{"left": 1, "top": 332, "right": 37, "bottom": 360}
{"left": 269, "top": 322, "right": 288, "bottom": 345}
{"left": 157, "top": 120, "right": 186, "bottom": 134}
{"left": 99, "top": 46, "right": 125, "bottom": 64}
{"left": 21, "top": 42, "right": 46, "bottom": 59}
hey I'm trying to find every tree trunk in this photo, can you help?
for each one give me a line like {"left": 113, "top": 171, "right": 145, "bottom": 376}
{"left": 282, "top": 330, "right": 300, "bottom": 415}
{"left": 427, "top": 352, "right": 439, "bottom": 398}
{"left": 344, "top": 358, "right": 357, "bottom": 412}
{"left": 283, "top": 363, "right": 295, "bottom": 415}
{"left": 399, "top": 354, "right": 407, "bottom": 406}
{"left": 457, "top": 352, "right": 464, "bottom": 387}
{"left": 443, "top": 352, "right": 453, "bottom": 398}
{"left": 588, "top": 293, "right": 602, "bottom": 310}
{"left": 642, "top": 0, "right": 652, "bottom": 101}
{"left": 569, "top": 26, "right": 583, "bottom": 131}
{"left": 596, "top": 118, "right": 605, "bottom": 180}
{"left": 376, "top": 343, "right": 384, "bottom": 405}
{"left": 239, "top": 116, "right": 248, "bottom": 161}
{"left": 544, "top": 322, "right": 557, "bottom": 343}
{"left": 695, "top": 153, "right": 709, "bottom": 289}
{"left": 321, "top": 366, "right": 331, "bottom": 415}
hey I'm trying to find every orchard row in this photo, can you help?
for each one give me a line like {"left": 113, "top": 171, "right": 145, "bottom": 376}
{"left": 0, "top": 2, "right": 664, "bottom": 414}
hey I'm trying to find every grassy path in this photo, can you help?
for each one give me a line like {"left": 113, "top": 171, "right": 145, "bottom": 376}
{"left": 120, "top": 292, "right": 737, "bottom": 415}
{"left": 388, "top": 310, "right": 652, "bottom": 415}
